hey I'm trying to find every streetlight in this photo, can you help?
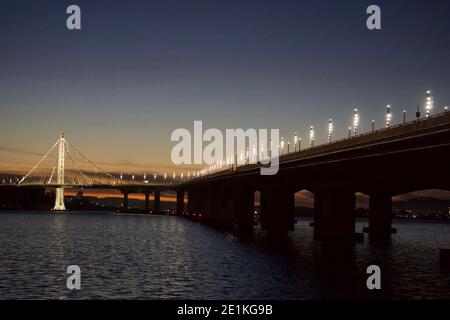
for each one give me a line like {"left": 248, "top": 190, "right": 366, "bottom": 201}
{"left": 425, "top": 90, "right": 433, "bottom": 118}
{"left": 287, "top": 142, "right": 290, "bottom": 153}
{"left": 328, "top": 119, "right": 333, "bottom": 143}
{"left": 298, "top": 137, "right": 302, "bottom": 151}
{"left": 353, "top": 108, "right": 359, "bottom": 135}
{"left": 386, "top": 105, "right": 392, "bottom": 128}
{"left": 371, "top": 120, "right": 375, "bottom": 132}
{"left": 309, "top": 126, "right": 314, "bottom": 147}
{"left": 348, "top": 126, "right": 351, "bottom": 138}
{"left": 294, "top": 132, "right": 298, "bottom": 152}
{"left": 403, "top": 109, "right": 406, "bottom": 124}
{"left": 280, "top": 137, "right": 285, "bottom": 154}
{"left": 445, "top": 106, "right": 448, "bottom": 112}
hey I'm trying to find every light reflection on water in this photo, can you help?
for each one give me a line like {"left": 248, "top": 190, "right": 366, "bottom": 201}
{"left": 0, "top": 211, "right": 449, "bottom": 299}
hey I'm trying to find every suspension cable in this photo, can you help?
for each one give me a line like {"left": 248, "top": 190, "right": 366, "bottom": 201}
{"left": 66, "top": 140, "right": 117, "bottom": 180}
{"left": 18, "top": 139, "right": 59, "bottom": 184}
{"left": 64, "top": 143, "right": 94, "bottom": 184}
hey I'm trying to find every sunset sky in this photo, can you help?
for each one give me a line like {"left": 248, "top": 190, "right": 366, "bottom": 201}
{"left": 1, "top": 0, "right": 449, "bottom": 194}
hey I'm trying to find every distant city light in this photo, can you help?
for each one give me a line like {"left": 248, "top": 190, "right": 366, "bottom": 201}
{"left": 309, "top": 126, "right": 314, "bottom": 147}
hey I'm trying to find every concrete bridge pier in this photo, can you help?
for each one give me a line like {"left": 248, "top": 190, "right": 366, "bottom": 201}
{"left": 144, "top": 192, "right": 151, "bottom": 212}
{"left": 176, "top": 190, "right": 185, "bottom": 215}
{"left": 260, "top": 187, "right": 295, "bottom": 236}
{"left": 122, "top": 192, "right": 129, "bottom": 210}
{"left": 313, "top": 190, "right": 355, "bottom": 242}
{"left": 230, "top": 188, "right": 254, "bottom": 234}
{"left": 153, "top": 190, "right": 161, "bottom": 213}
{"left": 187, "top": 189, "right": 195, "bottom": 213}
{"left": 187, "top": 188, "right": 202, "bottom": 215}
{"left": 368, "top": 194, "right": 393, "bottom": 243}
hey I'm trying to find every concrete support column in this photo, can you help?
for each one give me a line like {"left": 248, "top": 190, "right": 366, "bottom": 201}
{"left": 144, "top": 192, "right": 151, "bottom": 212}
{"left": 154, "top": 190, "right": 161, "bottom": 213}
{"left": 231, "top": 188, "right": 254, "bottom": 233}
{"left": 313, "top": 192, "right": 324, "bottom": 240}
{"left": 313, "top": 190, "right": 355, "bottom": 242}
{"left": 369, "top": 194, "right": 392, "bottom": 242}
{"left": 260, "top": 187, "right": 295, "bottom": 235}
{"left": 122, "top": 192, "right": 129, "bottom": 210}
{"left": 187, "top": 189, "right": 196, "bottom": 214}
{"left": 176, "top": 190, "right": 184, "bottom": 214}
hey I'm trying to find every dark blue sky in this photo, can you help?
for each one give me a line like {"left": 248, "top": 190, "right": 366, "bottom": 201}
{"left": 0, "top": 0, "right": 449, "bottom": 173}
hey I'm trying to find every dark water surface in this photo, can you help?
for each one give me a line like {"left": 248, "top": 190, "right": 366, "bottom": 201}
{"left": 0, "top": 211, "right": 449, "bottom": 299}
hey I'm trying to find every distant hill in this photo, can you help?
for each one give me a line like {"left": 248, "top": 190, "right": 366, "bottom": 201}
{"left": 393, "top": 197, "right": 450, "bottom": 213}
{"left": 68, "top": 196, "right": 176, "bottom": 210}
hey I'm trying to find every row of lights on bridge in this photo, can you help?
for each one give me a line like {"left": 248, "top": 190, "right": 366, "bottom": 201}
{"left": 114, "top": 90, "right": 448, "bottom": 183}
{"left": 200, "top": 90, "right": 448, "bottom": 177}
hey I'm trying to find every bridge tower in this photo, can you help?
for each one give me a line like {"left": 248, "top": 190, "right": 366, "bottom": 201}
{"left": 53, "top": 133, "right": 66, "bottom": 211}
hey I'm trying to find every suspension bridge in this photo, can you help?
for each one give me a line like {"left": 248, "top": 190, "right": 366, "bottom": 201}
{"left": 15, "top": 134, "right": 181, "bottom": 211}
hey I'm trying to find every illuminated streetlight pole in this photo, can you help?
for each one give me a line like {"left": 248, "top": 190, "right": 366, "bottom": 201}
{"left": 298, "top": 138, "right": 302, "bottom": 151}
{"left": 371, "top": 120, "right": 375, "bottom": 132}
{"left": 294, "top": 132, "right": 298, "bottom": 152}
{"left": 309, "top": 126, "right": 314, "bottom": 147}
{"left": 425, "top": 90, "right": 433, "bottom": 118}
{"left": 353, "top": 108, "right": 359, "bottom": 135}
{"left": 348, "top": 126, "right": 351, "bottom": 138}
{"left": 328, "top": 119, "right": 333, "bottom": 143}
{"left": 403, "top": 109, "right": 406, "bottom": 124}
{"left": 386, "top": 105, "right": 392, "bottom": 128}
{"left": 280, "top": 137, "right": 285, "bottom": 155}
